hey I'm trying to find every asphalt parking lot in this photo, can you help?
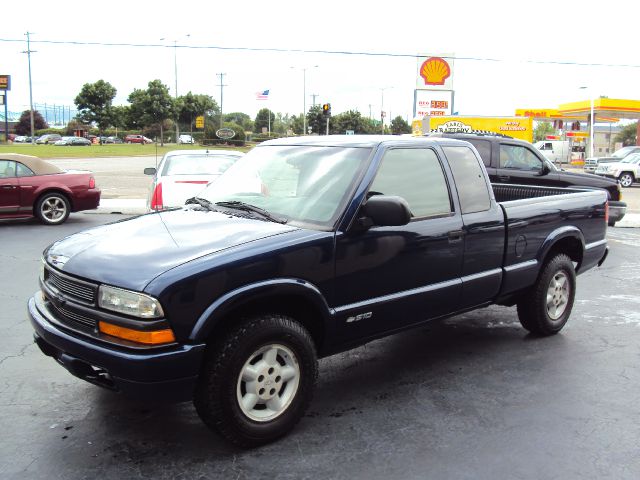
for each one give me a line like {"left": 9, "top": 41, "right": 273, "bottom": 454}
{"left": 1, "top": 212, "right": 640, "bottom": 480}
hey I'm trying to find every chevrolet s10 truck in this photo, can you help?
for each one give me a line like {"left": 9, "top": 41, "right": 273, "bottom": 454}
{"left": 29, "top": 136, "right": 609, "bottom": 447}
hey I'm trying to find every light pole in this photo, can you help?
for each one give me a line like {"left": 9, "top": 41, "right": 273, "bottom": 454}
{"left": 22, "top": 32, "right": 36, "bottom": 143}
{"left": 291, "top": 65, "right": 318, "bottom": 135}
{"left": 579, "top": 86, "right": 595, "bottom": 158}
{"left": 380, "top": 87, "right": 393, "bottom": 134}
{"left": 161, "top": 34, "right": 190, "bottom": 143}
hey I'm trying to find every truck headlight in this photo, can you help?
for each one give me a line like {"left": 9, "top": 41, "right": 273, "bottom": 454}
{"left": 98, "top": 285, "right": 164, "bottom": 319}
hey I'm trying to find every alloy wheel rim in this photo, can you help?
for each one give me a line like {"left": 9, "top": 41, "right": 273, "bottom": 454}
{"left": 42, "top": 197, "right": 66, "bottom": 222}
{"left": 546, "top": 271, "right": 570, "bottom": 320}
{"left": 236, "top": 344, "right": 300, "bottom": 422}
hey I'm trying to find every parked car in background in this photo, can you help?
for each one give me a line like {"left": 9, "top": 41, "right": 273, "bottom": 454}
{"left": 35, "top": 134, "right": 62, "bottom": 145}
{"left": 0, "top": 153, "right": 101, "bottom": 225}
{"left": 583, "top": 146, "right": 640, "bottom": 173}
{"left": 144, "top": 149, "right": 244, "bottom": 210}
{"left": 13, "top": 135, "right": 28, "bottom": 143}
{"left": 54, "top": 136, "right": 92, "bottom": 146}
{"left": 427, "top": 132, "right": 626, "bottom": 226}
{"left": 125, "top": 134, "right": 153, "bottom": 144}
{"left": 594, "top": 153, "right": 640, "bottom": 187}
{"left": 178, "top": 134, "right": 195, "bottom": 144}
{"left": 103, "top": 136, "right": 123, "bottom": 144}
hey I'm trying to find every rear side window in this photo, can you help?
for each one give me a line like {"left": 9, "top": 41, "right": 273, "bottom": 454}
{"left": 443, "top": 146, "right": 491, "bottom": 214}
{"left": 500, "top": 144, "right": 543, "bottom": 170}
{"left": 16, "top": 162, "right": 35, "bottom": 177}
{"left": 370, "top": 148, "right": 452, "bottom": 218}
{"left": 464, "top": 139, "right": 491, "bottom": 167}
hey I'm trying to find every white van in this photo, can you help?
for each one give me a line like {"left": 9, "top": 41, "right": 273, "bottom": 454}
{"left": 178, "top": 134, "right": 195, "bottom": 144}
{"left": 534, "top": 140, "right": 570, "bottom": 164}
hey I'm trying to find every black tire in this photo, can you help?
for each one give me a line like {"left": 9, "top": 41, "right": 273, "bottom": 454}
{"left": 194, "top": 315, "right": 318, "bottom": 447}
{"left": 618, "top": 172, "right": 634, "bottom": 188}
{"left": 517, "top": 253, "right": 576, "bottom": 336}
{"left": 608, "top": 219, "right": 616, "bottom": 227}
{"left": 35, "top": 192, "right": 71, "bottom": 225}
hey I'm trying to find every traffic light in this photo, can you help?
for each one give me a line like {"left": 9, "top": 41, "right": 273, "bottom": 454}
{"left": 322, "top": 103, "right": 331, "bottom": 117}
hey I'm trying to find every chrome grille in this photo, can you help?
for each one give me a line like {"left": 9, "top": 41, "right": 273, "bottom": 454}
{"left": 49, "top": 302, "right": 97, "bottom": 329}
{"left": 45, "top": 267, "right": 97, "bottom": 305}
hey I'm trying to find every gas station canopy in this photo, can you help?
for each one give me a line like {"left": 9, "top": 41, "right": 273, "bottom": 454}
{"left": 516, "top": 98, "right": 640, "bottom": 123}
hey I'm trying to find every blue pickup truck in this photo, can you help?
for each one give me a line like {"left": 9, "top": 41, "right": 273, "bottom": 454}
{"left": 29, "top": 135, "right": 609, "bottom": 446}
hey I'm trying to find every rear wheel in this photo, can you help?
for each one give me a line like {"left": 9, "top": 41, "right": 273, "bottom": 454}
{"left": 35, "top": 192, "right": 70, "bottom": 225}
{"left": 619, "top": 172, "right": 634, "bottom": 187}
{"left": 194, "top": 314, "right": 318, "bottom": 447}
{"left": 517, "top": 254, "right": 576, "bottom": 336}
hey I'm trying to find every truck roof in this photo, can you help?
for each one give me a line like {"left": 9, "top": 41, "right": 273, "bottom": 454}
{"left": 260, "top": 134, "right": 473, "bottom": 148}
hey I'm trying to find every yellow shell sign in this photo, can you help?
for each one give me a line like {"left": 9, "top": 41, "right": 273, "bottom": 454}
{"left": 419, "top": 57, "right": 451, "bottom": 86}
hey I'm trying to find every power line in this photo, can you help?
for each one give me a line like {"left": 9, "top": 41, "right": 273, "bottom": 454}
{"left": 2, "top": 37, "right": 640, "bottom": 69}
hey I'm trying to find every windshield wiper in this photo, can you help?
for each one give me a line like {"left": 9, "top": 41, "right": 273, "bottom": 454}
{"left": 185, "top": 196, "right": 216, "bottom": 211}
{"left": 214, "top": 201, "right": 288, "bottom": 224}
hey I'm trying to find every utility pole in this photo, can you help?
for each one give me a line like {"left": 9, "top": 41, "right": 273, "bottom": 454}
{"left": 22, "top": 32, "right": 36, "bottom": 143}
{"left": 216, "top": 73, "right": 227, "bottom": 129}
{"left": 310, "top": 93, "right": 319, "bottom": 107}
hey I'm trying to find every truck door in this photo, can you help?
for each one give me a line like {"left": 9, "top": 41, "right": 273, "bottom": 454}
{"left": 443, "top": 145, "right": 505, "bottom": 307}
{"left": 333, "top": 146, "right": 463, "bottom": 343}
{"left": 0, "top": 160, "right": 20, "bottom": 214}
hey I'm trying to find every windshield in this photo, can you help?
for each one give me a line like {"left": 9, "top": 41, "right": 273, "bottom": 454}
{"left": 620, "top": 153, "right": 640, "bottom": 164}
{"left": 162, "top": 154, "right": 240, "bottom": 176}
{"left": 612, "top": 146, "right": 637, "bottom": 158}
{"left": 197, "top": 145, "right": 372, "bottom": 229}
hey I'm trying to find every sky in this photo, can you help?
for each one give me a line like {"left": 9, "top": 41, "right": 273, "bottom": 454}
{"left": 1, "top": 0, "right": 639, "bottom": 127}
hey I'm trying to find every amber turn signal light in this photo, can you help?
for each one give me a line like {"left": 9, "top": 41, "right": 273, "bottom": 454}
{"left": 99, "top": 321, "right": 175, "bottom": 345}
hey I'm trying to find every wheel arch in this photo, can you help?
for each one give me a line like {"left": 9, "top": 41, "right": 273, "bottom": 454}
{"left": 33, "top": 187, "right": 74, "bottom": 214}
{"left": 537, "top": 226, "right": 584, "bottom": 271}
{"left": 189, "top": 279, "right": 333, "bottom": 354}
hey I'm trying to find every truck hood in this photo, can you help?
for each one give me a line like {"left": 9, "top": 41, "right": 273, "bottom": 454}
{"left": 45, "top": 209, "right": 298, "bottom": 291}
{"left": 587, "top": 156, "right": 618, "bottom": 163}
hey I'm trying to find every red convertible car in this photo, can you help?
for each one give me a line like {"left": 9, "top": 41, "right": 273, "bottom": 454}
{"left": 0, "top": 153, "right": 101, "bottom": 225}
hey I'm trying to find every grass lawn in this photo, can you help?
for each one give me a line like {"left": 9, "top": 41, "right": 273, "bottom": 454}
{"left": 0, "top": 143, "right": 253, "bottom": 159}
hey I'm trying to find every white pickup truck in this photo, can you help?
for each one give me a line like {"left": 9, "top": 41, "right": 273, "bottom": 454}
{"left": 594, "top": 152, "right": 640, "bottom": 187}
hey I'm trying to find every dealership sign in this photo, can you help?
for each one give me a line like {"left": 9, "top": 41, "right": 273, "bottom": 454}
{"left": 216, "top": 127, "right": 236, "bottom": 139}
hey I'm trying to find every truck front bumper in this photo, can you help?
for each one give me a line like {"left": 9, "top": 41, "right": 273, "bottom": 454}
{"left": 28, "top": 293, "right": 206, "bottom": 402}
{"left": 608, "top": 201, "right": 627, "bottom": 224}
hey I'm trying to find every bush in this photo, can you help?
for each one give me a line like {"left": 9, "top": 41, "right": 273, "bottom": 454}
{"left": 203, "top": 122, "right": 246, "bottom": 147}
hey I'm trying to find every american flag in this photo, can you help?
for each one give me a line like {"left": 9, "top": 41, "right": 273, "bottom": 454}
{"left": 256, "top": 89, "right": 270, "bottom": 100}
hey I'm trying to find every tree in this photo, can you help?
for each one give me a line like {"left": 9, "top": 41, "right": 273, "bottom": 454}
{"left": 254, "top": 108, "right": 276, "bottom": 134}
{"left": 390, "top": 116, "right": 411, "bottom": 135}
{"left": 225, "top": 112, "right": 252, "bottom": 132}
{"left": 306, "top": 105, "right": 324, "bottom": 135}
{"left": 615, "top": 121, "right": 638, "bottom": 146}
{"left": 177, "top": 92, "right": 219, "bottom": 134}
{"left": 127, "top": 80, "right": 175, "bottom": 145}
{"left": 15, "top": 110, "right": 48, "bottom": 135}
{"left": 533, "top": 121, "right": 555, "bottom": 142}
{"left": 74, "top": 80, "right": 117, "bottom": 140}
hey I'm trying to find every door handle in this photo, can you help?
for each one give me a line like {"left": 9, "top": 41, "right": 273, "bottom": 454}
{"left": 0, "top": 185, "right": 17, "bottom": 190}
{"left": 448, "top": 230, "right": 465, "bottom": 243}
{"left": 498, "top": 175, "right": 510, "bottom": 181}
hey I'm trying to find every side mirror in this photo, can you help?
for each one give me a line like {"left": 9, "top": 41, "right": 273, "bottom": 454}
{"left": 144, "top": 167, "right": 156, "bottom": 175}
{"left": 537, "top": 163, "right": 550, "bottom": 176}
{"left": 360, "top": 195, "right": 412, "bottom": 227}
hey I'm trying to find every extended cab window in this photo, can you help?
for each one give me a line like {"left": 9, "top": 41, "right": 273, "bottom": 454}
{"left": 443, "top": 146, "right": 491, "bottom": 214}
{"left": 500, "top": 144, "right": 543, "bottom": 170}
{"left": 464, "top": 139, "right": 491, "bottom": 167}
{"left": 370, "top": 148, "right": 451, "bottom": 218}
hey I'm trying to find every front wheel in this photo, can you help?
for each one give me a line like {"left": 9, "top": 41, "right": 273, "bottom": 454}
{"left": 35, "top": 192, "right": 70, "bottom": 225}
{"left": 619, "top": 172, "right": 634, "bottom": 187}
{"left": 517, "top": 253, "right": 576, "bottom": 336}
{"left": 194, "top": 315, "right": 318, "bottom": 447}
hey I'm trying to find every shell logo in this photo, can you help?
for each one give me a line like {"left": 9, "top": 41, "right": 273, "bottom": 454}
{"left": 420, "top": 57, "right": 451, "bottom": 86}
